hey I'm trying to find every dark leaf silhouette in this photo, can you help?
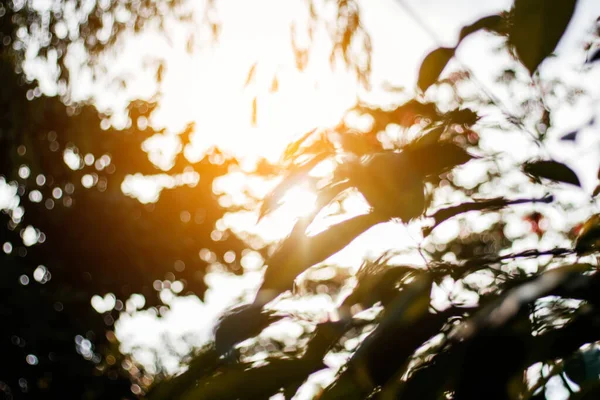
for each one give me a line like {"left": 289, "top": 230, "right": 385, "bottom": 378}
{"left": 523, "top": 160, "right": 581, "bottom": 187}
{"left": 560, "top": 130, "right": 579, "bottom": 141}
{"left": 564, "top": 347, "right": 600, "bottom": 386}
{"left": 458, "top": 14, "right": 506, "bottom": 43}
{"left": 417, "top": 47, "right": 455, "bottom": 92}
{"left": 213, "top": 304, "right": 284, "bottom": 356}
{"left": 508, "top": 0, "right": 578, "bottom": 74}
{"left": 321, "top": 276, "right": 457, "bottom": 400}
{"left": 269, "top": 75, "right": 279, "bottom": 92}
{"left": 587, "top": 47, "right": 600, "bottom": 63}
{"left": 444, "top": 107, "right": 480, "bottom": 126}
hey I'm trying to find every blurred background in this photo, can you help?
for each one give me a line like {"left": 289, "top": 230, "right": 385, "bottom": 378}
{"left": 1, "top": 0, "right": 600, "bottom": 399}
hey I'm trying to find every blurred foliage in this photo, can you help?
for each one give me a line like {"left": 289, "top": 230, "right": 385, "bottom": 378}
{"left": 2, "top": 0, "right": 600, "bottom": 400}
{"left": 0, "top": 0, "right": 243, "bottom": 398}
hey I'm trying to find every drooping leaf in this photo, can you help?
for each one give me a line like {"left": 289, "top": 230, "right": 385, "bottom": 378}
{"left": 458, "top": 14, "right": 506, "bottom": 43}
{"left": 417, "top": 47, "right": 455, "bottom": 92}
{"left": 523, "top": 160, "right": 581, "bottom": 187}
{"left": 508, "top": 0, "right": 578, "bottom": 74}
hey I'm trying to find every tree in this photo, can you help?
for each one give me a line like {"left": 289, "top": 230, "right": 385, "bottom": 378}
{"left": 0, "top": 1, "right": 244, "bottom": 398}
{"left": 147, "top": 0, "right": 600, "bottom": 399}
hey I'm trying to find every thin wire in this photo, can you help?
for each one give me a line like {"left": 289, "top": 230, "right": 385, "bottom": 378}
{"left": 395, "top": 0, "right": 544, "bottom": 146}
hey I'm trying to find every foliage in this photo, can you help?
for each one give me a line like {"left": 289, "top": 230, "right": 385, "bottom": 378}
{"left": 2, "top": 0, "right": 600, "bottom": 399}
{"left": 148, "top": 1, "right": 600, "bottom": 400}
{"left": 0, "top": 0, "right": 242, "bottom": 398}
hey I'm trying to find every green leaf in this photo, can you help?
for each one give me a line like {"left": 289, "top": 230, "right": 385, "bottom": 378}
{"left": 458, "top": 14, "right": 505, "bottom": 43}
{"left": 417, "top": 47, "right": 455, "bottom": 92}
{"left": 523, "top": 160, "right": 581, "bottom": 187}
{"left": 508, "top": 0, "right": 578, "bottom": 74}
{"left": 258, "top": 213, "right": 386, "bottom": 301}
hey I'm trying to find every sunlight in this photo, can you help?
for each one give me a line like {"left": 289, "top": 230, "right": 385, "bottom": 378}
{"left": 279, "top": 185, "right": 318, "bottom": 218}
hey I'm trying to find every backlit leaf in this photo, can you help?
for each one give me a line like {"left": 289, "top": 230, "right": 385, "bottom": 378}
{"left": 417, "top": 47, "right": 455, "bottom": 92}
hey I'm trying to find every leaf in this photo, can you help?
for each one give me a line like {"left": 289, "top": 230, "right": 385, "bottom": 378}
{"left": 564, "top": 347, "right": 600, "bottom": 386}
{"left": 417, "top": 47, "right": 455, "bottom": 92}
{"left": 587, "top": 47, "right": 600, "bottom": 63}
{"left": 508, "top": 0, "right": 578, "bottom": 74}
{"left": 251, "top": 96, "right": 257, "bottom": 126}
{"left": 178, "top": 357, "right": 326, "bottom": 400}
{"left": 424, "top": 195, "right": 553, "bottom": 236}
{"left": 523, "top": 160, "right": 581, "bottom": 187}
{"left": 560, "top": 130, "right": 579, "bottom": 141}
{"left": 269, "top": 75, "right": 279, "bottom": 92}
{"left": 320, "top": 276, "right": 443, "bottom": 400}
{"left": 213, "top": 304, "right": 284, "bottom": 356}
{"left": 244, "top": 62, "right": 257, "bottom": 87}
{"left": 444, "top": 107, "right": 480, "bottom": 126}
{"left": 403, "top": 142, "right": 475, "bottom": 178}
{"left": 258, "top": 213, "right": 386, "bottom": 301}
{"left": 458, "top": 14, "right": 505, "bottom": 43}
{"left": 575, "top": 214, "right": 600, "bottom": 253}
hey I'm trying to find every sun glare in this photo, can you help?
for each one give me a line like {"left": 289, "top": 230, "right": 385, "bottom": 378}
{"left": 279, "top": 185, "right": 318, "bottom": 218}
